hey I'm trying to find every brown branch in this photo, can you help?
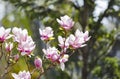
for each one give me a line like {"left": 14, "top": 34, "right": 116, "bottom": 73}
{"left": 37, "top": 64, "right": 55, "bottom": 79}
{"left": 0, "top": 43, "right": 3, "bottom": 60}
{"left": 87, "top": 36, "right": 116, "bottom": 76}
{"left": 24, "top": 56, "right": 31, "bottom": 72}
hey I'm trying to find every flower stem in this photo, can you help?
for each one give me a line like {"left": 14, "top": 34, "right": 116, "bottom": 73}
{"left": 37, "top": 63, "right": 55, "bottom": 79}
{"left": 24, "top": 56, "right": 31, "bottom": 72}
{"left": 0, "top": 43, "right": 3, "bottom": 60}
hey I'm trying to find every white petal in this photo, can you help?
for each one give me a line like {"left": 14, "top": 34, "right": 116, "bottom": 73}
{"left": 21, "top": 52, "right": 27, "bottom": 56}
{"left": 56, "top": 18, "right": 62, "bottom": 24}
{"left": 58, "top": 36, "right": 64, "bottom": 44}
{"left": 60, "top": 63, "right": 65, "bottom": 71}
{"left": 12, "top": 73, "right": 19, "bottom": 79}
{"left": 75, "top": 29, "right": 81, "bottom": 37}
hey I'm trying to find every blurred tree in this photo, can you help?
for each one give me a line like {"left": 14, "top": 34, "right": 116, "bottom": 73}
{"left": 1, "top": 0, "right": 120, "bottom": 79}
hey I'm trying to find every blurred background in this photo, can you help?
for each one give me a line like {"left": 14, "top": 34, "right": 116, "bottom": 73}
{"left": 0, "top": 0, "right": 120, "bottom": 79}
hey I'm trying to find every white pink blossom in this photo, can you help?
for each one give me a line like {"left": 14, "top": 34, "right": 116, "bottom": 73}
{"left": 68, "top": 34, "right": 85, "bottom": 49}
{"left": 0, "top": 27, "right": 11, "bottom": 43}
{"left": 42, "top": 47, "right": 59, "bottom": 62}
{"left": 12, "top": 27, "right": 35, "bottom": 56}
{"left": 12, "top": 27, "right": 28, "bottom": 43}
{"left": 43, "top": 46, "right": 69, "bottom": 71}
{"left": 57, "top": 15, "right": 74, "bottom": 30}
{"left": 75, "top": 29, "right": 90, "bottom": 42}
{"left": 34, "top": 57, "right": 42, "bottom": 69}
{"left": 68, "top": 29, "right": 90, "bottom": 49}
{"left": 39, "top": 27, "right": 54, "bottom": 41}
{"left": 5, "top": 42, "right": 13, "bottom": 52}
{"left": 58, "top": 36, "right": 69, "bottom": 52}
{"left": 59, "top": 54, "right": 69, "bottom": 71}
{"left": 17, "top": 36, "right": 35, "bottom": 56}
{"left": 58, "top": 36, "right": 69, "bottom": 48}
{"left": 12, "top": 70, "right": 31, "bottom": 79}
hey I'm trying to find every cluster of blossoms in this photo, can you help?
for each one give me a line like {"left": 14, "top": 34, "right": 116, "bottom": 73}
{"left": 0, "top": 15, "right": 90, "bottom": 79}
{"left": 0, "top": 26, "right": 36, "bottom": 56}
{"left": 12, "top": 27, "right": 36, "bottom": 56}
{"left": 0, "top": 26, "right": 36, "bottom": 79}
{"left": 39, "top": 15, "right": 90, "bottom": 71}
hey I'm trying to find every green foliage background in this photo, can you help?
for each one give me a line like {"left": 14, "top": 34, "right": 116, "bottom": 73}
{"left": 0, "top": 0, "right": 120, "bottom": 79}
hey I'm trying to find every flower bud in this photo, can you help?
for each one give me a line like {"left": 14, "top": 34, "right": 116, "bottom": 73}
{"left": 34, "top": 57, "right": 42, "bottom": 69}
{"left": 5, "top": 42, "right": 13, "bottom": 52}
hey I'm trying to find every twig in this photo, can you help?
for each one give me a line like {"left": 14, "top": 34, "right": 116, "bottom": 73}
{"left": 0, "top": 43, "right": 3, "bottom": 60}
{"left": 24, "top": 56, "right": 31, "bottom": 72}
{"left": 31, "top": 68, "right": 37, "bottom": 75}
{"left": 1, "top": 63, "right": 10, "bottom": 78}
{"left": 37, "top": 64, "right": 55, "bottom": 79}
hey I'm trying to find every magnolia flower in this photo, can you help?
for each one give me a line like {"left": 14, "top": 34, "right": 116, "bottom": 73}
{"left": 0, "top": 27, "right": 11, "bottom": 43}
{"left": 17, "top": 36, "right": 35, "bottom": 56}
{"left": 34, "top": 57, "right": 42, "bottom": 69}
{"left": 68, "top": 29, "right": 90, "bottom": 49}
{"left": 12, "top": 27, "right": 28, "bottom": 43}
{"left": 43, "top": 47, "right": 69, "bottom": 71}
{"left": 39, "top": 27, "right": 54, "bottom": 41}
{"left": 68, "top": 34, "right": 85, "bottom": 49}
{"left": 75, "top": 29, "right": 90, "bottom": 42}
{"left": 12, "top": 27, "right": 35, "bottom": 56}
{"left": 58, "top": 36, "right": 69, "bottom": 52}
{"left": 59, "top": 54, "right": 69, "bottom": 71}
{"left": 12, "top": 70, "right": 31, "bottom": 79}
{"left": 57, "top": 15, "right": 74, "bottom": 30}
{"left": 5, "top": 42, "right": 13, "bottom": 52}
{"left": 42, "top": 47, "right": 59, "bottom": 62}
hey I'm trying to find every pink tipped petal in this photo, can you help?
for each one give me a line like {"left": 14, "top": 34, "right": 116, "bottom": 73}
{"left": 0, "top": 27, "right": 11, "bottom": 42}
{"left": 68, "top": 29, "right": 90, "bottom": 49}
{"left": 5, "top": 42, "right": 13, "bottom": 52}
{"left": 43, "top": 47, "right": 59, "bottom": 62}
{"left": 12, "top": 73, "right": 19, "bottom": 79}
{"left": 39, "top": 27, "right": 54, "bottom": 41}
{"left": 57, "top": 15, "right": 74, "bottom": 30}
{"left": 60, "top": 63, "right": 65, "bottom": 71}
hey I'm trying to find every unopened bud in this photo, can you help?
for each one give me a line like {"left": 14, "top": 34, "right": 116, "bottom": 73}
{"left": 34, "top": 57, "right": 42, "bottom": 69}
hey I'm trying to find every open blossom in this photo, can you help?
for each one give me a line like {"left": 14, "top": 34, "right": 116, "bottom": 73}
{"left": 12, "top": 70, "right": 31, "bottom": 79}
{"left": 43, "top": 46, "right": 69, "bottom": 71}
{"left": 58, "top": 36, "right": 69, "bottom": 52}
{"left": 12, "top": 27, "right": 35, "bottom": 56}
{"left": 57, "top": 15, "right": 74, "bottom": 30}
{"left": 12, "top": 27, "right": 28, "bottom": 43}
{"left": 42, "top": 47, "right": 59, "bottom": 62}
{"left": 75, "top": 29, "right": 90, "bottom": 42}
{"left": 68, "top": 34, "right": 85, "bottom": 49}
{"left": 0, "top": 26, "right": 11, "bottom": 43}
{"left": 34, "top": 57, "right": 42, "bottom": 69}
{"left": 39, "top": 27, "right": 54, "bottom": 41}
{"left": 59, "top": 54, "right": 69, "bottom": 71}
{"left": 5, "top": 42, "right": 13, "bottom": 52}
{"left": 17, "top": 36, "right": 35, "bottom": 56}
{"left": 68, "top": 29, "right": 90, "bottom": 49}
